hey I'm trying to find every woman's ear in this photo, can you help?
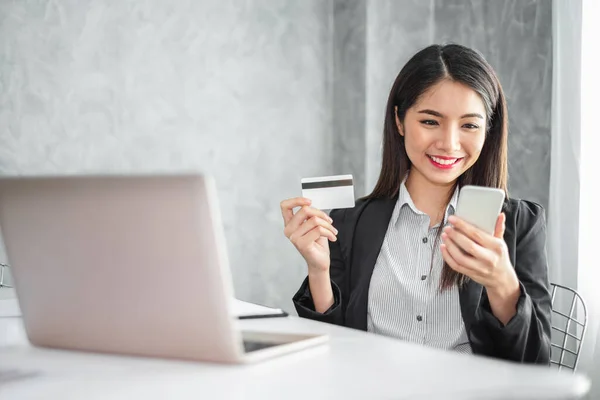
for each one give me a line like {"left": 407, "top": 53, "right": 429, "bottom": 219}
{"left": 394, "top": 106, "right": 404, "bottom": 136}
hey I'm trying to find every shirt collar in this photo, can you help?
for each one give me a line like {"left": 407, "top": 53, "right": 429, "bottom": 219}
{"left": 393, "top": 173, "right": 460, "bottom": 225}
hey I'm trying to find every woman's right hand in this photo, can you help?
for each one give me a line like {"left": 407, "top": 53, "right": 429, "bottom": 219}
{"left": 280, "top": 197, "right": 338, "bottom": 275}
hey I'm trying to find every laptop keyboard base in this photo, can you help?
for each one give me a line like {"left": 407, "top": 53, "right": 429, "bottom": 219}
{"left": 243, "top": 340, "right": 281, "bottom": 353}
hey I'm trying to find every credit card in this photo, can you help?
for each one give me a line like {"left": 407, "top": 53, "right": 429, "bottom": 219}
{"left": 301, "top": 174, "right": 355, "bottom": 210}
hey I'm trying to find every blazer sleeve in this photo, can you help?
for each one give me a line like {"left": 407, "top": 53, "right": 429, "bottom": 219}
{"left": 292, "top": 208, "right": 349, "bottom": 326}
{"left": 477, "top": 200, "right": 552, "bottom": 364}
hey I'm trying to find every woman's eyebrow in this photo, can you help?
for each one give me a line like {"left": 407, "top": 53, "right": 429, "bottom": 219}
{"left": 417, "top": 109, "right": 444, "bottom": 118}
{"left": 460, "top": 112, "right": 484, "bottom": 119}
{"left": 417, "top": 109, "right": 484, "bottom": 119}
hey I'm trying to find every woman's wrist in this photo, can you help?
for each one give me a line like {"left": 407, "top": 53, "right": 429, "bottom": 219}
{"left": 487, "top": 272, "right": 520, "bottom": 300}
{"left": 486, "top": 274, "right": 521, "bottom": 325}
{"left": 308, "top": 269, "right": 334, "bottom": 313}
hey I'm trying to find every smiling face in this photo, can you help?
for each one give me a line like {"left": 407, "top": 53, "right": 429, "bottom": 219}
{"left": 396, "top": 79, "right": 487, "bottom": 189}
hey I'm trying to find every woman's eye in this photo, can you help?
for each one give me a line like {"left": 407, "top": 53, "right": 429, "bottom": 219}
{"left": 463, "top": 123, "right": 479, "bottom": 130}
{"left": 420, "top": 120, "right": 439, "bottom": 126}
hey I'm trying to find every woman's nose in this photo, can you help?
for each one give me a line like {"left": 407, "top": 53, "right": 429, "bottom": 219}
{"left": 438, "top": 126, "right": 461, "bottom": 152}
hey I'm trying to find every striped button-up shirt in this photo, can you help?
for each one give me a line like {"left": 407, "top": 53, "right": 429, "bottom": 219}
{"left": 367, "top": 180, "right": 472, "bottom": 353}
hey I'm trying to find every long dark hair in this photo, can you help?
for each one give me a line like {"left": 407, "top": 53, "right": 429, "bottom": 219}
{"left": 367, "top": 44, "right": 509, "bottom": 290}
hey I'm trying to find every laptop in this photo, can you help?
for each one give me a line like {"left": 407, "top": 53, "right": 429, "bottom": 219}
{"left": 0, "top": 174, "right": 328, "bottom": 363}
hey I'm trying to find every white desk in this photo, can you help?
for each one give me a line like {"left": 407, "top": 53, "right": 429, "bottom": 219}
{"left": 0, "top": 289, "right": 591, "bottom": 400}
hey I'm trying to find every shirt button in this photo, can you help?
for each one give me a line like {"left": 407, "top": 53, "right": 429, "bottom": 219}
{"left": 422, "top": 237, "right": 428, "bottom": 243}
{"left": 421, "top": 275, "right": 427, "bottom": 280}
{"left": 416, "top": 315, "right": 423, "bottom": 322}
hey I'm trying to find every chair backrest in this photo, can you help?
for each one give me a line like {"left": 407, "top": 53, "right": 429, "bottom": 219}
{"left": 0, "top": 263, "right": 11, "bottom": 288}
{"left": 550, "top": 283, "right": 587, "bottom": 371}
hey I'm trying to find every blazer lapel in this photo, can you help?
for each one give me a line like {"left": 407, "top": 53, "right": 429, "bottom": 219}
{"left": 346, "top": 196, "right": 397, "bottom": 330}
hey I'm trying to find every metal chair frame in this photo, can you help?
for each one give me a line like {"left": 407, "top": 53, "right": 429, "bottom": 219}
{"left": 0, "top": 263, "right": 11, "bottom": 289}
{"left": 550, "top": 282, "right": 588, "bottom": 371}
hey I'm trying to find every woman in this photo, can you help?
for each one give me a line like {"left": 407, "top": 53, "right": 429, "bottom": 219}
{"left": 280, "top": 44, "right": 551, "bottom": 364}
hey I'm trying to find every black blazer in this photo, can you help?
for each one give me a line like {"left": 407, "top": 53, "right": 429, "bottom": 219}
{"left": 292, "top": 196, "right": 552, "bottom": 364}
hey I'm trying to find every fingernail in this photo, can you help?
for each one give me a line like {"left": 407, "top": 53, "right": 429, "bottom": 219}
{"left": 328, "top": 217, "right": 333, "bottom": 223}
{"left": 334, "top": 228, "right": 338, "bottom": 235}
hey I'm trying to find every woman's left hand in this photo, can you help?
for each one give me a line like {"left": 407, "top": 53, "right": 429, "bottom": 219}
{"left": 441, "top": 213, "right": 521, "bottom": 325}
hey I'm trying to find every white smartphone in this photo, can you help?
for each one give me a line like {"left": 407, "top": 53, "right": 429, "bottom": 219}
{"left": 454, "top": 185, "right": 506, "bottom": 234}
